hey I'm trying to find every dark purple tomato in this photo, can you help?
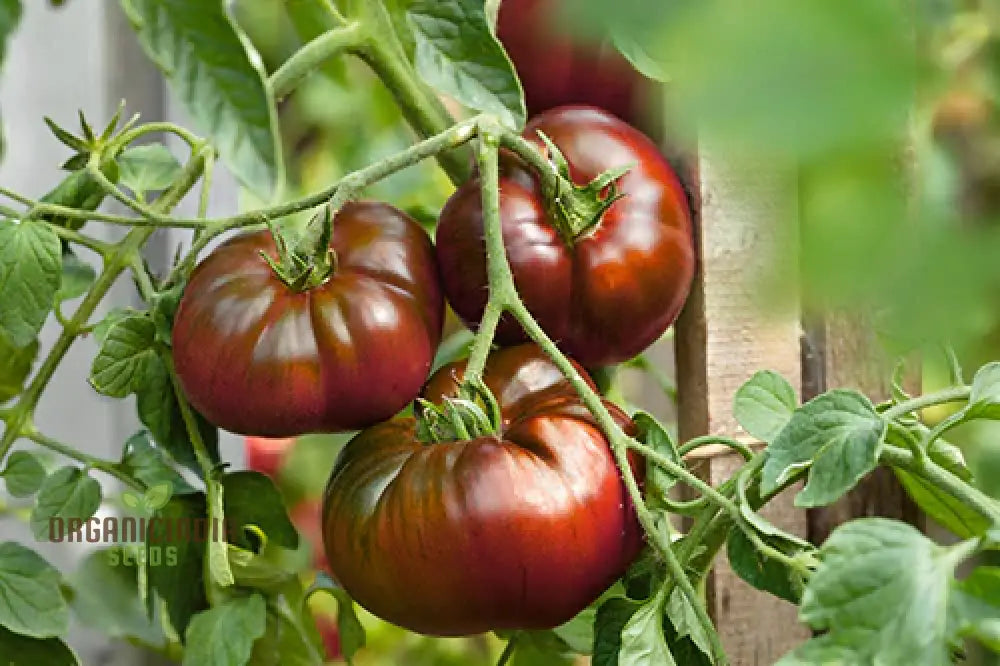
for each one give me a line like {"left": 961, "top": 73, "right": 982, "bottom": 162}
{"left": 436, "top": 106, "right": 694, "bottom": 367}
{"left": 172, "top": 202, "right": 444, "bottom": 436}
{"left": 322, "top": 344, "right": 643, "bottom": 636}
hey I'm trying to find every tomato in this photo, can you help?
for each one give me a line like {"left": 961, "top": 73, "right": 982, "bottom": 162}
{"left": 436, "top": 106, "right": 694, "bottom": 367}
{"left": 172, "top": 202, "right": 444, "bottom": 436}
{"left": 321, "top": 344, "right": 642, "bottom": 636}
{"left": 244, "top": 437, "right": 295, "bottom": 479}
{"left": 497, "top": 0, "right": 646, "bottom": 124}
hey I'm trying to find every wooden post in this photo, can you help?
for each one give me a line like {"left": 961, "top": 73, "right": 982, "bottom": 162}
{"left": 674, "top": 145, "right": 811, "bottom": 664}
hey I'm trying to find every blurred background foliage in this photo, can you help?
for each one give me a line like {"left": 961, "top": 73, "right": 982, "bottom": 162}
{"left": 229, "top": 0, "right": 1000, "bottom": 663}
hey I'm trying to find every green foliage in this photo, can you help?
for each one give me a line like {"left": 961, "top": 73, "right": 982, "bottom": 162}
{"left": 117, "top": 143, "right": 183, "bottom": 196}
{"left": 147, "top": 493, "right": 209, "bottom": 637}
{"left": 0, "top": 0, "right": 21, "bottom": 67}
{"left": 67, "top": 548, "right": 164, "bottom": 646}
{"left": 407, "top": 0, "right": 525, "bottom": 128}
{"left": 0, "top": 219, "right": 62, "bottom": 348}
{"left": 790, "top": 519, "right": 968, "bottom": 664}
{"left": 0, "top": 334, "right": 36, "bottom": 403}
{"left": 29, "top": 466, "right": 102, "bottom": 541}
{"left": 89, "top": 315, "right": 160, "bottom": 397}
{"left": 726, "top": 527, "right": 804, "bottom": 604}
{"left": 0, "top": 626, "right": 78, "bottom": 666}
{"left": 222, "top": 471, "right": 299, "bottom": 550}
{"left": 182, "top": 593, "right": 267, "bottom": 666}
{"left": 762, "top": 389, "right": 886, "bottom": 507}
{"left": 733, "top": 370, "right": 797, "bottom": 443}
{"left": 120, "top": 0, "right": 283, "bottom": 199}
{"left": 633, "top": 412, "right": 681, "bottom": 507}
{"left": 0, "top": 542, "right": 69, "bottom": 639}
{"left": 1, "top": 450, "right": 46, "bottom": 497}
{"left": 117, "top": 430, "right": 195, "bottom": 494}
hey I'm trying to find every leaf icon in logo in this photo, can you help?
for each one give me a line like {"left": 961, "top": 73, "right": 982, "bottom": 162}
{"left": 143, "top": 482, "right": 173, "bottom": 510}
{"left": 122, "top": 490, "right": 143, "bottom": 510}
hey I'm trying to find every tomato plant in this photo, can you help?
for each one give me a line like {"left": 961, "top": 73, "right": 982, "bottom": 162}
{"left": 0, "top": 2, "right": 999, "bottom": 666}
{"left": 437, "top": 105, "right": 694, "bottom": 366}
{"left": 322, "top": 344, "right": 642, "bottom": 635}
{"left": 172, "top": 201, "right": 444, "bottom": 436}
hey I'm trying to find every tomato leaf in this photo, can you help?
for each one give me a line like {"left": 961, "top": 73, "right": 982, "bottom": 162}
{"left": 407, "top": 0, "right": 525, "bottom": 129}
{"left": 330, "top": 587, "right": 366, "bottom": 663}
{"left": 633, "top": 411, "right": 681, "bottom": 506}
{"left": 222, "top": 471, "right": 299, "bottom": 550}
{"left": 0, "top": 627, "right": 78, "bottom": 666}
{"left": 30, "top": 466, "right": 102, "bottom": 541}
{"left": 663, "top": 589, "right": 712, "bottom": 660}
{"left": 55, "top": 250, "right": 95, "bottom": 304}
{"left": 136, "top": 359, "right": 220, "bottom": 475}
{"left": 147, "top": 493, "right": 208, "bottom": 637}
{"left": 894, "top": 467, "right": 990, "bottom": 539}
{"left": 593, "top": 597, "right": 641, "bottom": 666}
{"left": 611, "top": 30, "right": 670, "bottom": 83}
{"left": 92, "top": 307, "right": 134, "bottom": 344}
{"left": 0, "top": 219, "right": 62, "bottom": 348}
{"left": 965, "top": 362, "right": 1000, "bottom": 421}
{"left": 733, "top": 370, "right": 797, "bottom": 442}
{"left": 0, "top": 0, "right": 21, "bottom": 67}
{"left": 182, "top": 593, "right": 267, "bottom": 666}
{"left": 798, "top": 518, "right": 961, "bottom": 664}
{"left": 762, "top": 389, "right": 886, "bottom": 507}
{"left": 618, "top": 595, "right": 676, "bottom": 666}
{"left": 726, "top": 527, "right": 804, "bottom": 603}
{"left": 0, "top": 333, "right": 37, "bottom": 404}
{"left": 249, "top": 604, "right": 319, "bottom": 666}
{"left": 1, "top": 450, "right": 47, "bottom": 497}
{"left": 117, "top": 143, "right": 182, "bottom": 195}
{"left": 951, "top": 566, "right": 1000, "bottom": 652}
{"left": 118, "top": 431, "right": 196, "bottom": 495}
{"left": 67, "top": 548, "right": 164, "bottom": 646}
{"left": 0, "top": 542, "right": 69, "bottom": 638}
{"left": 89, "top": 315, "right": 159, "bottom": 397}
{"left": 120, "top": 0, "right": 283, "bottom": 199}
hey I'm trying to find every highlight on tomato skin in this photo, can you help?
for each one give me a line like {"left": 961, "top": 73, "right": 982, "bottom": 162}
{"left": 171, "top": 201, "right": 445, "bottom": 438}
{"left": 321, "top": 344, "right": 644, "bottom": 637}
{"left": 436, "top": 106, "right": 695, "bottom": 368}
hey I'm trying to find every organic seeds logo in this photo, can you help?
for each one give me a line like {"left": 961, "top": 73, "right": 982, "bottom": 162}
{"left": 48, "top": 481, "right": 231, "bottom": 567}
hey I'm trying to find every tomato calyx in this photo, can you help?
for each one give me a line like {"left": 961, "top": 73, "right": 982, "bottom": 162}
{"left": 536, "top": 131, "right": 634, "bottom": 243}
{"left": 415, "top": 379, "right": 503, "bottom": 444}
{"left": 259, "top": 207, "right": 337, "bottom": 291}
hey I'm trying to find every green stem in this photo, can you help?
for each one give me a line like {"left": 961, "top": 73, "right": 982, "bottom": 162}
{"left": 349, "top": 2, "right": 470, "bottom": 185}
{"left": 23, "top": 428, "right": 143, "bottom": 491}
{"left": 881, "top": 385, "right": 970, "bottom": 422}
{"left": 164, "top": 117, "right": 481, "bottom": 286}
{"left": 270, "top": 22, "right": 364, "bottom": 100}
{"left": 881, "top": 444, "right": 1000, "bottom": 525}
{"left": 47, "top": 223, "right": 113, "bottom": 257}
{"left": 496, "top": 634, "right": 518, "bottom": 666}
{"left": 678, "top": 435, "right": 755, "bottom": 460}
{"left": 475, "top": 134, "right": 728, "bottom": 665}
{"left": 105, "top": 121, "right": 201, "bottom": 155}
{"left": 0, "top": 148, "right": 209, "bottom": 462}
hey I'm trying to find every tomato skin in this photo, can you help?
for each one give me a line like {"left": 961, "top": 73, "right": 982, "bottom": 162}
{"left": 172, "top": 202, "right": 444, "bottom": 436}
{"left": 321, "top": 344, "right": 642, "bottom": 636}
{"left": 436, "top": 106, "right": 694, "bottom": 367}
{"left": 497, "top": 0, "right": 644, "bottom": 123}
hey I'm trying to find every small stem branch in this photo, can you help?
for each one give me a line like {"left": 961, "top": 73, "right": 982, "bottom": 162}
{"left": 270, "top": 22, "right": 364, "bottom": 100}
{"left": 882, "top": 385, "right": 970, "bottom": 421}
{"left": 496, "top": 634, "right": 518, "bottom": 666}
{"left": 105, "top": 122, "right": 201, "bottom": 155}
{"left": 23, "top": 428, "right": 143, "bottom": 490}
{"left": 47, "top": 223, "right": 113, "bottom": 256}
{"left": 678, "top": 435, "right": 754, "bottom": 460}
{"left": 881, "top": 444, "right": 1000, "bottom": 525}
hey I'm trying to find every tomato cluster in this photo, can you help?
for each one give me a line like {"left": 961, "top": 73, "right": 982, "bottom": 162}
{"left": 172, "top": 106, "right": 693, "bottom": 636}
